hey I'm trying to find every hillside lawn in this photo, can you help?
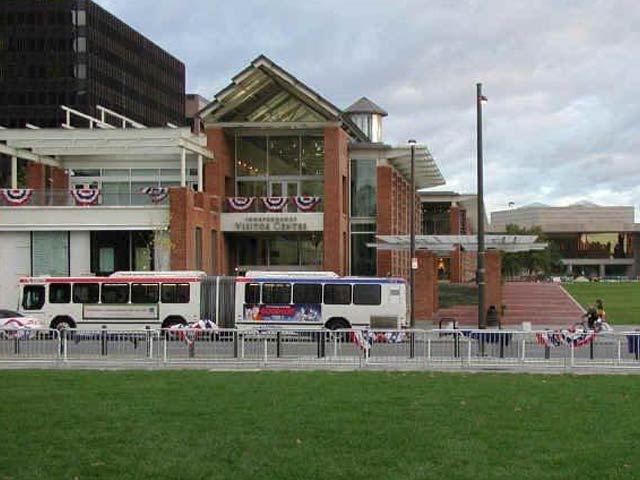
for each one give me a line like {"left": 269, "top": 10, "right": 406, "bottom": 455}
{"left": 564, "top": 282, "right": 640, "bottom": 325}
{"left": 2, "top": 371, "right": 640, "bottom": 479}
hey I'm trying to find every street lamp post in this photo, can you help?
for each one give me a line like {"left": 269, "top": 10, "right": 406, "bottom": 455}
{"left": 476, "top": 83, "right": 486, "bottom": 329}
{"left": 409, "top": 139, "right": 417, "bottom": 328}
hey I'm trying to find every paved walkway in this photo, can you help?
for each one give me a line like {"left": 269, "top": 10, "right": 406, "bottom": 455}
{"left": 433, "top": 282, "right": 586, "bottom": 327}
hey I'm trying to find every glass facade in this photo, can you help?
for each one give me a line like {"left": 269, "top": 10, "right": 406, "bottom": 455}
{"left": 350, "top": 159, "right": 377, "bottom": 276}
{"left": 235, "top": 234, "right": 323, "bottom": 269}
{"left": 549, "top": 233, "right": 634, "bottom": 259}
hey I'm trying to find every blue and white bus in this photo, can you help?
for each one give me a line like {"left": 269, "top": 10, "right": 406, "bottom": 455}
{"left": 234, "top": 271, "right": 408, "bottom": 330}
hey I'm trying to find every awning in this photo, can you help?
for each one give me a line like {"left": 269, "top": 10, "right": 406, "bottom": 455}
{"left": 369, "top": 234, "right": 547, "bottom": 254}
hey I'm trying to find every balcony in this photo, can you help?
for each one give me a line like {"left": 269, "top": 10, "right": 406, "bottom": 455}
{"left": 0, "top": 189, "right": 169, "bottom": 207}
{"left": 0, "top": 189, "right": 169, "bottom": 231}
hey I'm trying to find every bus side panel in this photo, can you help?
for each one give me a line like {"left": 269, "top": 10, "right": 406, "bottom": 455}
{"left": 218, "top": 276, "right": 236, "bottom": 328}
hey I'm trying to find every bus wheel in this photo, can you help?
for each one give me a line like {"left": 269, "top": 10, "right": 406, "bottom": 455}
{"left": 162, "top": 316, "right": 187, "bottom": 329}
{"left": 50, "top": 317, "right": 76, "bottom": 341}
{"left": 50, "top": 316, "right": 76, "bottom": 331}
{"left": 325, "top": 318, "right": 350, "bottom": 331}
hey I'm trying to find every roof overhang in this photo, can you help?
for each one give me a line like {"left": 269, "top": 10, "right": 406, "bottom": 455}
{"left": 385, "top": 146, "right": 445, "bottom": 189}
{"left": 0, "top": 127, "right": 213, "bottom": 162}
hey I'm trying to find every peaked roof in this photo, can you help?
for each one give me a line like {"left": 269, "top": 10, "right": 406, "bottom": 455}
{"left": 345, "top": 97, "right": 388, "bottom": 117}
{"left": 198, "top": 55, "right": 368, "bottom": 141}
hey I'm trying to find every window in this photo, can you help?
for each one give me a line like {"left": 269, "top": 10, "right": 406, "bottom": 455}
{"left": 301, "top": 137, "right": 324, "bottom": 175}
{"left": 131, "top": 284, "right": 159, "bottom": 303}
{"left": 293, "top": 284, "right": 322, "bottom": 304}
{"left": 22, "top": 285, "right": 45, "bottom": 311}
{"left": 161, "top": 283, "right": 190, "bottom": 303}
{"left": 351, "top": 159, "right": 377, "bottom": 217}
{"left": 236, "top": 136, "right": 267, "bottom": 177}
{"left": 73, "top": 283, "right": 99, "bottom": 304}
{"left": 262, "top": 283, "right": 291, "bottom": 305}
{"left": 49, "top": 283, "right": 71, "bottom": 304}
{"left": 101, "top": 284, "right": 129, "bottom": 304}
{"left": 324, "top": 284, "right": 351, "bottom": 305}
{"left": 245, "top": 283, "right": 260, "bottom": 304}
{"left": 353, "top": 284, "right": 381, "bottom": 305}
{"left": 32, "top": 232, "right": 69, "bottom": 276}
{"left": 269, "top": 136, "right": 300, "bottom": 175}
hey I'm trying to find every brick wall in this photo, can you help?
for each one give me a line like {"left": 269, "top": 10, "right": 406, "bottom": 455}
{"left": 376, "top": 164, "right": 422, "bottom": 279}
{"left": 414, "top": 250, "right": 438, "bottom": 320}
{"left": 25, "top": 164, "right": 68, "bottom": 189}
{"left": 169, "top": 187, "right": 221, "bottom": 273}
{"left": 323, "top": 126, "right": 349, "bottom": 275}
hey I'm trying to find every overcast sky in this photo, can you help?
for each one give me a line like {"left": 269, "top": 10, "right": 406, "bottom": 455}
{"left": 95, "top": 0, "right": 639, "bottom": 218}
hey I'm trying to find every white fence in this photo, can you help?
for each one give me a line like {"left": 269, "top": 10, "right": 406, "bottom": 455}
{"left": 2, "top": 327, "right": 640, "bottom": 371}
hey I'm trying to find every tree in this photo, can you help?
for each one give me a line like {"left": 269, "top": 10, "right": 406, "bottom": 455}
{"left": 501, "top": 224, "right": 562, "bottom": 278}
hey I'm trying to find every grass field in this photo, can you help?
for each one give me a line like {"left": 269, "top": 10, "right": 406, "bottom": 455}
{"left": 564, "top": 282, "right": 640, "bottom": 324}
{"left": 2, "top": 371, "right": 640, "bottom": 479}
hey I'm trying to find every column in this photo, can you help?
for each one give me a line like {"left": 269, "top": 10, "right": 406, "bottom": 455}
{"left": 11, "top": 156, "right": 17, "bottom": 189}
{"left": 197, "top": 154, "right": 203, "bottom": 192}
{"left": 599, "top": 264, "right": 606, "bottom": 279}
{"left": 180, "top": 148, "right": 187, "bottom": 188}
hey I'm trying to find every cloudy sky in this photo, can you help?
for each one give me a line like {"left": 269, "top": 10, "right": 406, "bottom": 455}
{"left": 95, "top": 0, "right": 639, "bottom": 218}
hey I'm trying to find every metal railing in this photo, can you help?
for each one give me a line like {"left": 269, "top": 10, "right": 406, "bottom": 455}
{"left": 2, "top": 327, "right": 640, "bottom": 371}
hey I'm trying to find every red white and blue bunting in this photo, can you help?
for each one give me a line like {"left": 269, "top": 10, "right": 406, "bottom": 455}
{"left": 140, "top": 186, "right": 169, "bottom": 204}
{"left": 351, "top": 330, "right": 407, "bottom": 351}
{"left": 292, "top": 196, "right": 321, "bottom": 212}
{"left": 70, "top": 188, "right": 100, "bottom": 206}
{"left": 535, "top": 329, "right": 596, "bottom": 348}
{"left": 227, "top": 197, "right": 255, "bottom": 212}
{"left": 260, "top": 196, "right": 288, "bottom": 212}
{"left": 0, "top": 188, "right": 33, "bottom": 206}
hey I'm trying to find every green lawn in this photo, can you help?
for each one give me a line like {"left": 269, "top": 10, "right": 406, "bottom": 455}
{"left": 564, "top": 282, "right": 640, "bottom": 324}
{"left": 2, "top": 371, "right": 640, "bottom": 479}
{"left": 439, "top": 283, "right": 478, "bottom": 308}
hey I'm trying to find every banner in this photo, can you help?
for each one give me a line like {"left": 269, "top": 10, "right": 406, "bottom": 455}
{"left": 292, "top": 196, "right": 321, "bottom": 212}
{"left": 243, "top": 304, "right": 322, "bottom": 323}
{"left": 535, "top": 329, "right": 596, "bottom": 348}
{"left": 71, "top": 188, "right": 100, "bottom": 205}
{"left": 0, "top": 188, "right": 33, "bottom": 206}
{"left": 260, "top": 196, "right": 288, "bottom": 212}
{"left": 140, "top": 186, "right": 169, "bottom": 203}
{"left": 227, "top": 196, "right": 255, "bottom": 212}
{"left": 352, "top": 330, "right": 407, "bottom": 351}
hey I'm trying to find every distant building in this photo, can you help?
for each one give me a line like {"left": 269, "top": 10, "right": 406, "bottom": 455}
{"left": 0, "top": 0, "right": 185, "bottom": 128}
{"left": 491, "top": 202, "right": 640, "bottom": 278}
{"left": 185, "top": 93, "right": 209, "bottom": 130}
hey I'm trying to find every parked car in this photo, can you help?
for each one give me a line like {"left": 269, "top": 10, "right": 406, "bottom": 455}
{"left": 0, "top": 310, "right": 44, "bottom": 338}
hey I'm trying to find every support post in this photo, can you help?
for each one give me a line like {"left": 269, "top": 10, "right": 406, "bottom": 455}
{"left": 476, "top": 83, "right": 486, "bottom": 329}
{"left": 408, "top": 139, "right": 417, "bottom": 328}
{"left": 11, "top": 156, "right": 18, "bottom": 189}
{"left": 180, "top": 148, "right": 187, "bottom": 188}
{"left": 197, "top": 154, "right": 203, "bottom": 192}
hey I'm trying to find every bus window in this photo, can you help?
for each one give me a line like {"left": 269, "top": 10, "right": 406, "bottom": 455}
{"left": 49, "top": 283, "right": 71, "bottom": 304}
{"left": 101, "top": 284, "right": 129, "bottom": 304}
{"left": 73, "top": 283, "right": 99, "bottom": 304}
{"left": 324, "top": 284, "right": 351, "bottom": 305}
{"left": 161, "top": 283, "right": 190, "bottom": 304}
{"left": 131, "top": 284, "right": 159, "bottom": 303}
{"left": 245, "top": 283, "right": 260, "bottom": 304}
{"left": 22, "top": 285, "right": 45, "bottom": 310}
{"left": 353, "top": 284, "right": 381, "bottom": 305}
{"left": 262, "top": 283, "right": 291, "bottom": 305}
{"left": 293, "top": 283, "right": 322, "bottom": 304}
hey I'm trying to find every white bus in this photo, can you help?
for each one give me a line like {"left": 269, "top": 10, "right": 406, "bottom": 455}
{"left": 17, "top": 272, "right": 206, "bottom": 330}
{"left": 17, "top": 271, "right": 408, "bottom": 331}
{"left": 234, "top": 271, "right": 408, "bottom": 330}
